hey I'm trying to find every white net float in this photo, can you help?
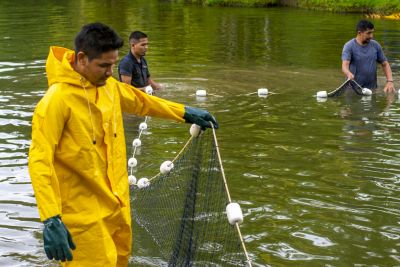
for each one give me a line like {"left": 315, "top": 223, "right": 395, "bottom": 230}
{"left": 316, "top": 91, "right": 327, "bottom": 98}
{"left": 226, "top": 202, "right": 243, "bottom": 225}
{"left": 128, "top": 175, "right": 137, "bottom": 185}
{"left": 257, "top": 88, "right": 268, "bottom": 96}
{"left": 132, "top": 138, "right": 141, "bottom": 147}
{"left": 128, "top": 157, "right": 138, "bottom": 168}
{"left": 139, "top": 122, "right": 148, "bottom": 130}
{"left": 190, "top": 124, "right": 201, "bottom": 137}
{"left": 160, "top": 160, "right": 174, "bottom": 174}
{"left": 145, "top": 85, "right": 153, "bottom": 95}
{"left": 362, "top": 88, "right": 372, "bottom": 96}
{"left": 137, "top": 178, "right": 150, "bottom": 189}
{"left": 196, "top": 89, "right": 207, "bottom": 97}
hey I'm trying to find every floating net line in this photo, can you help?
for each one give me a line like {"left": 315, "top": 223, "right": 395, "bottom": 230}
{"left": 129, "top": 124, "right": 252, "bottom": 266}
{"left": 327, "top": 79, "right": 365, "bottom": 97}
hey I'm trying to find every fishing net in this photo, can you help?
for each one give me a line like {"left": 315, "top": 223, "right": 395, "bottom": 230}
{"left": 130, "top": 128, "right": 251, "bottom": 266}
{"left": 327, "top": 79, "right": 364, "bottom": 97}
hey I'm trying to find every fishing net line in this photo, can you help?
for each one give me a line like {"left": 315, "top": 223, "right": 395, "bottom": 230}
{"left": 327, "top": 79, "right": 364, "bottom": 97}
{"left": 130, "top": 128, "right": 251, "bottom": 266}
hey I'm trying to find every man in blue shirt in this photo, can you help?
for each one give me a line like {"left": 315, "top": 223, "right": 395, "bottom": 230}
{"left": 342, "top": 20, "right": 394, "bottom": 93}
{"left": 118, "top": 31, "right": 162, "bottom": 91}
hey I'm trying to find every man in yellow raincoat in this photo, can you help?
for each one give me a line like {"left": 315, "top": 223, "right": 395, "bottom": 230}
{"left": 28, "top": 22, "right": 218, "bottom": 267}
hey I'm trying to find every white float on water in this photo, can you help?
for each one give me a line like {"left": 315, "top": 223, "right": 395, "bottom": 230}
{"left": 145, "top": 85, "right": 153, "bottom": 95}
{"left": 190, "top": 124, "right": 201, "bottom": 137}
{"left": 137, "top": 178, "right": 150, "bottom": 189}
{"left": 128, "top": 175, "right": 137, "bottom": 185}
{"left": 160, "top": 160, "right": 174, "bottom": 174}
{"left": 128, "top": 157, "right": 138, "bottom": 168}
{"left": 139, "top": 122, "right": 148, "bottom": 130}
{"left": 132, "top": 138, "right": 141, "bottom": 147}
{"left": 196, "top": 89, "right": 207, "bottom": 97}
{"left": 226, "top": 202, "right": 243, "bottom": 225}
{"left": 316, "top": 91, "right": 328, "bottom": 98}
{"left": 257, "top": 88, "right": 268, "bottom": 96}
{"left": 362, "top": 88, "right": 372, "bottom": 96}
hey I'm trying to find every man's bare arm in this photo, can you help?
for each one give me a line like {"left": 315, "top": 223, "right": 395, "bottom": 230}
{"left": 382, "top": 61, "right": 395, "bottom": 93}
{"left": 149, "top": 78, "right": 162, "bottom": 90}
{"left": 120, "top": 74, "right": 132, "bottom": 85}
{"left": 342, "top": 60, "right": 354, "bottom": 80}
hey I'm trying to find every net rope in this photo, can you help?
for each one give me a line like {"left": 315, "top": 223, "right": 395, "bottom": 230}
{"left": 327, "top": 79, "right": 364, "bottom": 97}
{"left": 129, "top": 126, "right": 252, "bottom": 266}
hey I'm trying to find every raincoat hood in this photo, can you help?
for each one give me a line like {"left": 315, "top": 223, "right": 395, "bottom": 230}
{"left": 46, "top": 46, "right": 93, "bottom": 89}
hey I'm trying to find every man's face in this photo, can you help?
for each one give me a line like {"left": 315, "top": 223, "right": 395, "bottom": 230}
{"left": 132, "top": 38, "right": 148, "bottom": 57}
{"left": 358, "top": 28, "right": 374, "bottom": 44}
{"left": 81, "top": 50, "right": 118, "bottom": 87}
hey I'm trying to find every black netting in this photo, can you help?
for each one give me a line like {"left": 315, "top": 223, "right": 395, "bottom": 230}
{"left": 131, "top": 130, "right": 248, "bottom": 266}
{"left": 327, "top": 79, "right": 363, "bottom": 97}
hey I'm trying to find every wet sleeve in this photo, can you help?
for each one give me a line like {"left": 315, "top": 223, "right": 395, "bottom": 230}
{"left": 342, "top": 42, "right": 352, "bottom": 61}
{"left": 113, "top": 78, "right": 185, "bottom": 122}
{"left": 376, "top": 42, "right": 388, "bottom": 63}
{"left": 28, "top": 86, "right": 68, "bottom": 221}
{"left": 118, "top": 58, "right": 133, "bottom": 76}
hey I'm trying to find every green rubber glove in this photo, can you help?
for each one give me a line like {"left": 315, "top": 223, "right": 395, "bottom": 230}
{"left": 43, "top": 215, "right": 76, "bottom": 262}
{"left": 183, "top": 106, "right": 219, "bottom": 130}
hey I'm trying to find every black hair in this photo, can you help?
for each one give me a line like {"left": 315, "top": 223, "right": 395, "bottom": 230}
{"left": 74, "top": 22, "right": 124, "bottom": 60}
{"left": 129, "top": 31, "right": 148, "bottom": 43}
{"left": 356, "top": 20, "right": 374, "bottom": 33}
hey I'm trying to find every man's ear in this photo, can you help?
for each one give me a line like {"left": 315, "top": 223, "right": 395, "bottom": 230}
{"left": 76, "top": 51, "right": 88, "bottom": 66}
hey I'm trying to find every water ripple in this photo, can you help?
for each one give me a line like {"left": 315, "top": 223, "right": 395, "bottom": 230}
{"left": 259, "top": 242, "right": 337, "bottom": 261}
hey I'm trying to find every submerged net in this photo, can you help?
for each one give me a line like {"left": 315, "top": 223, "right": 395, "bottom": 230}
{"left": 131, "top": 129, "right": 250, "bottom": 266}
{"left": 327, "top": 79, "right": 364, "bottom": 97}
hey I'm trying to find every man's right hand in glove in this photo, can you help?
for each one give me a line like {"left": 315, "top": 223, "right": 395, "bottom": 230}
{"left": 43, "top": 215, "right": 76, "bottom": 262}
{"left": 183, "top": 106, "right": 219, "bottom": 130}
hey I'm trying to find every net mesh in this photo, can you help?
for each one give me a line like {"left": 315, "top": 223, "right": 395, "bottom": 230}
{"left": 327, "top": 79, "right": 363, "bottom": 97}
{"left": 131, "top": 130, "right": 249, "bottom": 266}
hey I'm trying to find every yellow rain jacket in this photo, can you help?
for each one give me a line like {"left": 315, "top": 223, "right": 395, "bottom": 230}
{"left": 28, "top": 46, "right": 185, "bottom": 266}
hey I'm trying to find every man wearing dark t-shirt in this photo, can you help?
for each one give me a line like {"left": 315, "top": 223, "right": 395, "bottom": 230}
{"left": 118, "top": 31, "right": 161, "bottom": 91}
{"left": 342, "top": 20, "right": 394, "bottom": 93}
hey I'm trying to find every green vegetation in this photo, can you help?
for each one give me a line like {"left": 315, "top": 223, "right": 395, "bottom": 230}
{"left": 186, "top": 0, "right": 400, "bottom": 13}
{"left": 298, "top": 0, "right": 400, "bottom": 13}
{"left": 188, "top": 0, "right": 278, "bottom": 7}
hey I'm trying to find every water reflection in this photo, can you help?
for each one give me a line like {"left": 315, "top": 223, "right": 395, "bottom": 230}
{"left": 0, "top": 85, "right": 46, "bottom": 266}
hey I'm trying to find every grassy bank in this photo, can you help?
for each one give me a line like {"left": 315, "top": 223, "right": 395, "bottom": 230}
{"left": 186, "top": 0, "right": 400, "bottom": 14}
{"left": 297, "top": 0, "right": 400, "bottom": 14}
{"left": 187, "top": 0, "right": 278, "bottom": 7}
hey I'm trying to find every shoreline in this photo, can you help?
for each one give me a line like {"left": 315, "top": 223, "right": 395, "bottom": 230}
{"left": 186, "top": 0, "right": 400, "bottom": 19}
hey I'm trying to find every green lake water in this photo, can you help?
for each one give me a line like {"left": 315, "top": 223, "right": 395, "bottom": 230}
{"left": 1, "top": 0, "right": 400, "bottom": 266}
